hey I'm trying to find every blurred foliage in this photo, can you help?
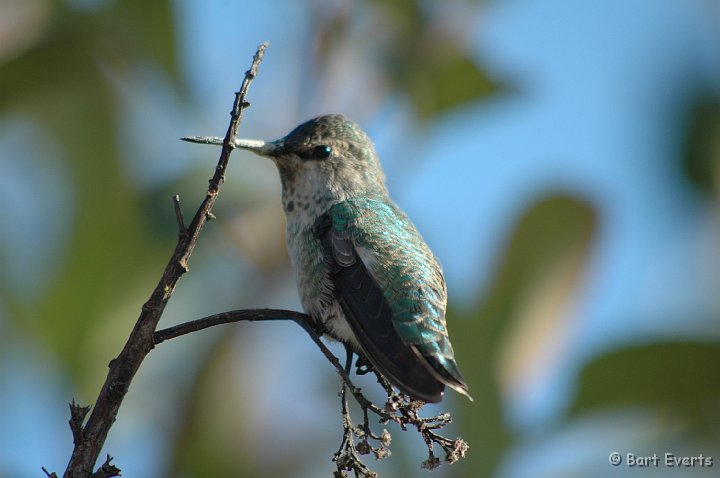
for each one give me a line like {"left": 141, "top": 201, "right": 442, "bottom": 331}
{"left": 451, "top": 195, "right": 597, "bottom": 477}
{"left": 570, "top": 342, "right": 720, "bottom": 423}
{"left": 165, "top": 333, "right": 259, "bottom": 478}
{"left": 0, "top": 0, "right": 179, "bottom": 391}
{"left": 681, "top": 95, "right": 720, "bottom": 196}
{"left": 314, "top": 0, "right": 499, "bottom": 119}
{"left": 369, "top": 0, "right": 498, "bottom": 118}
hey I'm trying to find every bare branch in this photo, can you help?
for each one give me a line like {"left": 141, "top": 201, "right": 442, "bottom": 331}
{"left": 153, "top": 308, "right": 310, "bottom": 344}
{"left": 55, "top": 42, "right": 270, "bottom": 478}
{"left": 154, "top": 308, "right": 366, "bottom": 396}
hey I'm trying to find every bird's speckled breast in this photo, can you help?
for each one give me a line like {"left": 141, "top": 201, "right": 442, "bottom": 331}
{"left": 285, "top": 209, "right": 359, "bottom": 345}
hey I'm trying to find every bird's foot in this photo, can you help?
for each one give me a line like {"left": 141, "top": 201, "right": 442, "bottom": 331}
{"left": 355, "top": 356, "right": 375, "bottom": 375}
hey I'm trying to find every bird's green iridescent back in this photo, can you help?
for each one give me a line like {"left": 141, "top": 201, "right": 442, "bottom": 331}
{"left": 328, "top": 197, "right": 462, "bottom": 377}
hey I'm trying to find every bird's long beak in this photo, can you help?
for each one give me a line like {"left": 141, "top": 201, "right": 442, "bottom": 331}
{"left": 234, "top": 139, "right": 278, "bottom": 156}
{"left": 181, "top": 135, "right": 279, "bottom": 157}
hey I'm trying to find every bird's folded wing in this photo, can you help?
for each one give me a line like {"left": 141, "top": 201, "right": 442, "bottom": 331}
{"left": 314, "top": 210, "right": 445, "bottom": 402}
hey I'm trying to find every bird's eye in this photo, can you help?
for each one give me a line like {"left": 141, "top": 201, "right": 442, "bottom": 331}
{"left": 313, "top": 145, "right": 332, "bottom": 159}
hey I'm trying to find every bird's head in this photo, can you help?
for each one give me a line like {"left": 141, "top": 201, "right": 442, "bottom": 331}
{"left": 235, "top": 115, "right": 388, "bottom": 213}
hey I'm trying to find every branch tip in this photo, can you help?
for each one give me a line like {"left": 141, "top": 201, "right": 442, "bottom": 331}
{"left": 90, "top": 454, "right": 121, "bottom": 478}
{"left": 172, "top": 195, "right": 187, "bottom": 236}
{"left": 42, "top": 466, "right": 58, "bottom": 478}
{"left": 180, "top": 135, "right": 225, "bottom": 146}
{"left": 68, "top": 400, "right": 90, "bottom": 445}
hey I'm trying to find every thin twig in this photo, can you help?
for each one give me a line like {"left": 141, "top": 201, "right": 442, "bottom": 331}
{"left": 153, "top": 308, "right": 468, "bottom": 472}
{"left": 42, "top": 467, "right": 58, "bottom": 478}
{"left": 172, "top": 195, "right": 186, "bottom": 237}
{"left": 89, "top": 455, "right": 120, "bottom": 478}
{"left": 333, "top": 382, "right": 378, "bottom": 478}
{"left": 55, "top": 42, "right": 269, "bottom": 478}
{"left": 153, "top": 308, "right": 310, "bottom": 344}
{"left": 68, "top": 401, "right": 90, "bottom": 446}
{"left": 153, "top": 308, "right": 366, "bottom": 396}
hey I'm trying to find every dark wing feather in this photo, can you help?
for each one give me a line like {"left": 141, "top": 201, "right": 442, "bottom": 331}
{"left": 315, "top": 213, "right": 445, "bottom": 402}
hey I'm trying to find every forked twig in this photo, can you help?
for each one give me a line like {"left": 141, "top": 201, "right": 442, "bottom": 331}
{"left": 154, "top": 309, "right": 469, "bottom": 476}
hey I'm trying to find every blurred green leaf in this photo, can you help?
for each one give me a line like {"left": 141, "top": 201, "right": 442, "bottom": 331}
{"left": 475, "top": 194, "right": 596, "bottom": 328}
{"left": 680, "top": 95, "right": 720, "bottom": 196}
{"left": 570, "top": 342, "right": 720, "bottom": 420}
{"left": 101, "top": 0, "right": 178, "bottom": 75}
{"left": 314, "top": 0, "right": 500, "bottom": 121}
{"left": 451, "top": 194, "right": 597, "bottom": 477}
{"left": 377, "top": 0, "right": 499, "bottom": 119}
{"left": 404, "top": 51, "right": 498, "bottom": 120}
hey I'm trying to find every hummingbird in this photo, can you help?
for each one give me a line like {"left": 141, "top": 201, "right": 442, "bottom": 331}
{"left": 187, "top": 114, "right": 470, "bottom": 403}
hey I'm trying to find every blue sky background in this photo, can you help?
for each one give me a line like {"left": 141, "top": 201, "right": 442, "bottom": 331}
{"left": 1, "top": 0, "right": 719, "bottom": 477}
